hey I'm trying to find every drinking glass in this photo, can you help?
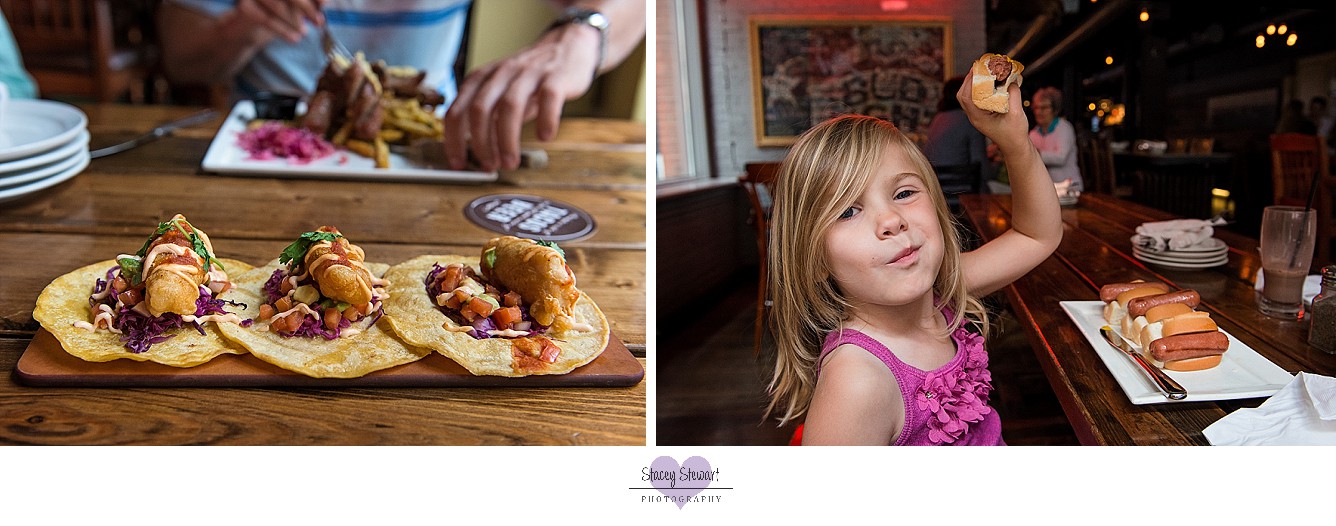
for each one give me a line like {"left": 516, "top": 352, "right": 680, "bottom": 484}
{"left": 1257, "top": 206, "right": 1317, "bottom": 318}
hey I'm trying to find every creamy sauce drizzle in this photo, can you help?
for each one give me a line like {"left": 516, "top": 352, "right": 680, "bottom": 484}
{"left": 140, "top": 242, "right": 193, "bottom": 282}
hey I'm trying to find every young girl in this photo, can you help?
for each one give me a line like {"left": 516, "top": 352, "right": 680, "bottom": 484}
{"left": 765, "top": 78, "right": 1063, "bottom": 445}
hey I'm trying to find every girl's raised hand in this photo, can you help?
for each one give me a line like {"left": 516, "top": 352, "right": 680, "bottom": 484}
{"left": 955, "top": 77, "right": 1030, "bottom": 151}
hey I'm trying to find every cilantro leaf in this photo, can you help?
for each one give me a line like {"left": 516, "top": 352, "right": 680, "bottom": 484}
{"left": 135, "top": 218, "right": 222, "bottom": 274}
{"left": 536, "top": 240, "right": 565, "bottom": 259}
{"left": 279, "top": 231, "right": 344, "bottom": 265}
{"left": 134, "top": 220, "right": 175, "bottom": 258}
{"left": 190, "top": 232, "right": 222, "bottom": 273}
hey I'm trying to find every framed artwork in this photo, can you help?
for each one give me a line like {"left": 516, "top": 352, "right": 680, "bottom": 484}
{"left": 749, "top": 16, "right": 952, "bottom": 146}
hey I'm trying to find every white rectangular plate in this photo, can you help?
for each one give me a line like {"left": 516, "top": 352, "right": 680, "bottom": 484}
{"left": 201, "top": 101, "right": 496, "bottom": 183}
{"left": 1059, "top": 301, "right": 1293, "bottom": 405}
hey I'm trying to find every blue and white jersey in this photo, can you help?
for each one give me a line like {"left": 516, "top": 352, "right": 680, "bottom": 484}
{"left": 172, "top": 0, "right": 471, "bottom": 103}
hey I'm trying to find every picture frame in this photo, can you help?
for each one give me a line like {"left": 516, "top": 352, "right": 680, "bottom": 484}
{"left": 749, "top": 16, "right": 952, "bottom": 146}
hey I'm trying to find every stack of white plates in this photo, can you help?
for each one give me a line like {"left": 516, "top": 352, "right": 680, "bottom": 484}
{"left": 0, "top": 99, "right": 90, "bottom": 203}
{"left": 1131, "top": 236, "right": 1229, "bottom": 269}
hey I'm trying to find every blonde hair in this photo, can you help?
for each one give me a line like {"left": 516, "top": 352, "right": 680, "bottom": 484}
{"left": 763, "top": 115, "right": 990, "bottom": 426}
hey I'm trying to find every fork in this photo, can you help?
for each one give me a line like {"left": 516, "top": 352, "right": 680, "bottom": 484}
{"left": 320, "top": 24, "right": 355, "bottom": 63}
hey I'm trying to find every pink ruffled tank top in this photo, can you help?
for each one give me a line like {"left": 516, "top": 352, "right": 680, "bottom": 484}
{"left": 817, "top": 313, "right": 1005, "bottom": 446}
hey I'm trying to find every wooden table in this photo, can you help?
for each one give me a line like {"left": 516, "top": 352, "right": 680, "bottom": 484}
{"left": 0, "top": 104, "right": 646, "bottom": 445}
{"left": 961, "top": 192, "right": 1334, "bottom": 445}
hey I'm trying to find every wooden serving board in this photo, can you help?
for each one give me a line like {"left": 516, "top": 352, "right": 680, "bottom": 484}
{"left": 14, "top": 329, "right": 643, "bottom": 388}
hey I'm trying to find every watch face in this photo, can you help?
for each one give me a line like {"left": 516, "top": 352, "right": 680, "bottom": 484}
{"left": 586, "top": 12, "right": 609, "bottom": 30}
{"left": 561, "top": 8, "right": 608, "bottom": 31}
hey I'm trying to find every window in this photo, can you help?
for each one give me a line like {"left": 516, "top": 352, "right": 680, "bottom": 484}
{"left": 656, "top": 0, "right": 710, "bottom": 182}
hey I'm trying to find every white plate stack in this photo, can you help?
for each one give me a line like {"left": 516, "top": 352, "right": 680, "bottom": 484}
{"left": 0, "top": 99, "right": 90, "bottom": 203}
{"left": 1131, "top": 236, "right": 1229, "bottom": 269}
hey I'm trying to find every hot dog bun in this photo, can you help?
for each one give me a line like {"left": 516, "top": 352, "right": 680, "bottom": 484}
{"left": 1160, "top": 312, "right": 1219, "bottom": 335}
{"left": 971, "top": 53, "right": 1024, "bottom": 113}
{"left": 1163, "top": 355, "right": 1223, "bottom": 372}
{"left": 1145, "top": 312, "right": 1228, "bottom": 370}
{"left": 1103, "top": 286, "right": 1165, "bottom": 325}
{"left": 1135, "top": 310, "right": 1208, "bottom": 348}
{"left": 1099, "top": 281, "right": 1168, "bottom": 303}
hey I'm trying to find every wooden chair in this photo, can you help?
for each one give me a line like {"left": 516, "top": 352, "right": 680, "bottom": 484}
{"left": 1270, "top": 133, "right": 1336, "bottom": 265}
{"left": 741, "top": 162, "right": 779, "bottom": 356}
{"left": 1078, "top": 134, "right": 1117, "bottom": 195}
{"left": 2, "top": 0, "right": 150, "bottom": 102}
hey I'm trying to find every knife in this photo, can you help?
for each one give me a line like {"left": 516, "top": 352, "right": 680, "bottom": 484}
{"left": 1100, "top": 326, "right": 1187, "bottom": 400}
{"left": 89, "top": 109, "right": 219, "bottom": 159}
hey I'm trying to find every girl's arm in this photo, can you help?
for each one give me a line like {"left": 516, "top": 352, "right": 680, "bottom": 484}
{"left": 802, "top": 346, "right": 901, "bottom": 445}
{"left": 955, "top": 80, "right": 1063, "bottom": 297}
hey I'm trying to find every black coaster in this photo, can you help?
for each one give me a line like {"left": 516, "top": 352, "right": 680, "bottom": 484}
{"left": 463, "top": 193, "right": 596, "bottom": 241}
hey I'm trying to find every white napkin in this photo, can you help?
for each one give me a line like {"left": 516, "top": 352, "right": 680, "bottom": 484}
{"left": 1133, "top": 218, "right": 1226, "bottom": 252}
{"left": 1253, "top": 273, "right": 1322, "bottom": 307}
{"left": 1204, "top": 373, "right": 1336, "bottom": 445}
{"left": 1054, "top": 180, "right": 1072, "bottom": 196}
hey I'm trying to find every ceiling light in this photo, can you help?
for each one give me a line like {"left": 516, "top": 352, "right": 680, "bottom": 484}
{"left": 1287, "top": 33, "right": 1297, "bottom": 46}
{"left": 1139, "top": 9, "right": 1149, "bottom": 22}
{"left": 1105, "top": 55, "right": 1113, "bottom": 65}
{"left": 1256, "top": 35, "right": 1266, "bottom": 48}
{"left": 1267, "top": 24, "right": 1276, "bottom": 35}
{"left": 1278, "top": 24, "right": 1288, "bottom": 34}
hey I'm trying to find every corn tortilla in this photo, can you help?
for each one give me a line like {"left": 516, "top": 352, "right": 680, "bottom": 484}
{"left": 381, "top": 255, "right": 610, "bottom": 377}
{"left": 215, "top": 259, "right": 430, "bottom": 378}
{"left": 33, "top": 259, "right": 254, "bottom": 367}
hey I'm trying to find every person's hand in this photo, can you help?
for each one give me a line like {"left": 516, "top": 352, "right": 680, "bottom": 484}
{"left": 442, "top": 24, "right": 601, "bottom": 171}
{"left": 986, "top": 142, "right": 1003, "bottom": 163}
{"left": 956, "top": 78, "right": 1030, "bottom": 152}
{"left": 232, "top": 0, "right": 326, "bottom": 44}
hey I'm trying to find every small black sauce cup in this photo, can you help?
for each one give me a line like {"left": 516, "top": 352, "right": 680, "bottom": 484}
{"left": 252, "top": 92, "right": 300, "bottom": 120}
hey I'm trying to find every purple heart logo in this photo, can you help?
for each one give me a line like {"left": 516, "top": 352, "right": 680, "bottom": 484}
{"left": 650, "top": 455, "right": 712, "bottom": 509}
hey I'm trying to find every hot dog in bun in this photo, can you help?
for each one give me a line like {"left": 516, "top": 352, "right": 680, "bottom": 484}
{"left": 1098, "top": 280, "right": 1230, "bottom": 371}
{"left": 971, "top": 53, "right": 1024, "bottom": 113}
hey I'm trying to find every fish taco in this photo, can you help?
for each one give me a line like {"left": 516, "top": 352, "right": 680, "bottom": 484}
{"left": 33, "top": 214, "right": 253, "bottom": 367}
{"left": 382, "top": 237, "right": 610, "bottom": 377}
{"left": 216, "top": 227, "right": 428, "bottom": 378}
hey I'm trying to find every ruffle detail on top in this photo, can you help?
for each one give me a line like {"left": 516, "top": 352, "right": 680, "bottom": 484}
{"left": 914, "top": 328, "right": 993, "bottom": 444}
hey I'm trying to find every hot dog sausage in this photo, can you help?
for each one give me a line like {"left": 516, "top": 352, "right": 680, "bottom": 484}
{"left": 1148, "top": 331, "right": 1229, "bottom": 362}
{"left": 1099, "top": 281, "right": 1168, "bottom": 302}
{"left": 1127, "top": 290, "right": 1201, "bottom": 318}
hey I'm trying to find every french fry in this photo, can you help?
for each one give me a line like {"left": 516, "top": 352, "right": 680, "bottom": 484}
{"left": 389, "top": 117, "right": 439, "bottom": 139}
{"left": 345, "top": 139, "right": 376, "bottom": 159}
{"left": 331, "top": 121, "right": 352, "bottom": 145}
{"left": 374, "top": 137, "right": 390, "bottom": 169}
{"left": 378, "top": 128, "right": 405, "bottom": 143}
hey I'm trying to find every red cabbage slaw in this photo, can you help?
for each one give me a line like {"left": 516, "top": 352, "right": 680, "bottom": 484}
{"left": 90, "top": 265, "right": 250, "bottom": 354}
{"left": 424, "top": 262, "right": 547, "bottom": 340}
{"left": 236, "top": 121, "right": 336, "bottom": 164}
{"left": 258, "top": 268, "right": 383, "bottom": 340}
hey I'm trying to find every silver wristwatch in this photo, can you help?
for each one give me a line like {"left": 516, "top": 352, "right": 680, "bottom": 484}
{"left": 549, "top": 7, "right": 609, "bottom": 76}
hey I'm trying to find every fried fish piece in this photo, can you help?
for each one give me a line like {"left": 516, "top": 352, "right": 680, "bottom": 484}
{"left": 303, "top": 226, "right": 375, "bottom": 305}
{"left": 478, "top": 236, "right": 579, "bottom": 331}
{"left": 143, "top": 214, "right": 213, "bottom": 317}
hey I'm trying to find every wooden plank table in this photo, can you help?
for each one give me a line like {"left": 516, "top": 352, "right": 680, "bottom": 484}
{"left": 961, "top": 192, "right": 1332, "bottom": 445}
{"left": 0, "top": 104, "right": 646, "bottom": 445}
